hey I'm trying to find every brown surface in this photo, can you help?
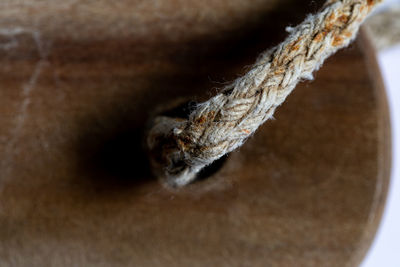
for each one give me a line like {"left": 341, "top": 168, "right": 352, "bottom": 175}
{"left": 0, "top": 1, "right": 390, "bottom": 267}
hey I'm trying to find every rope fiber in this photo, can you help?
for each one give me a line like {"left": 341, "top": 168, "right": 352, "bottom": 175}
{"left": 147, "top": 0, "right": 382, "bottom": 187}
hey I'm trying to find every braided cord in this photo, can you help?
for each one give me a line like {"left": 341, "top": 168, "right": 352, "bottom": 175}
{"left": 147, "top": 0, "right": 382, "bottom": 187}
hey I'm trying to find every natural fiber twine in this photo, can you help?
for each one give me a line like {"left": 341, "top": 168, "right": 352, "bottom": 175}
{"left": 147, "top": 0, "right": 382, "bottom": 187}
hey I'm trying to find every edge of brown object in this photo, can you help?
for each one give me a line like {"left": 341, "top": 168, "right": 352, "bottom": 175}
{"left": 349, "top": 26, "right": 392, "bottom": 267}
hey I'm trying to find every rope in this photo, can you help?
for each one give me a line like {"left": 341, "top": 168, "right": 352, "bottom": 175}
{"left": 147, "top": 0, "right": 382, "bottom": 187}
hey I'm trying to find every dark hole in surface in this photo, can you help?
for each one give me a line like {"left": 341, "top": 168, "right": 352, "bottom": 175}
{"left": 159, "top": 100, "right": 229, "bottom": 184}
{"left": 160, "top": 100, "right": 198, "bottom": 119}
{"left": 195, "top": 154, "right": 229, "bottom": 182}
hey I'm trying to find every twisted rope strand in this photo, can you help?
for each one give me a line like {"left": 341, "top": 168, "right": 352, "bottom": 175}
{"left": 147, "top": 0, "right": 382, "bottom": 187}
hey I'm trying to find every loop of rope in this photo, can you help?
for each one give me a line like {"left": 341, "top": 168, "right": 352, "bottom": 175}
{"left": 147, "top": 0, "right": 382, "bottom": 187}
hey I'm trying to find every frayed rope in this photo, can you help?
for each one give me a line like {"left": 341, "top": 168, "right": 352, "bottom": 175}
{"left": 147, "top": 0, "right": 382, "bottom": 187}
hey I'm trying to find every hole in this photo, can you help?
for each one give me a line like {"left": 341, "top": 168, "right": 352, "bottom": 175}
{"left": 160, "top": 101, "right": 198, "bottom": 119}
{"left": 156, "top": 100, "right": 229, "bottom": 185}
{"left": 195, "top": 154, "right": 228, "bottom": 182}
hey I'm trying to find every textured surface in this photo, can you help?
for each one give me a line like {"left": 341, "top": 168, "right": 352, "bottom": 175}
{"left": 147, "top": 0, "right": 382, "bottom": 187}
{"left": 0, "top": 0, "right": 390, "bottom": 266}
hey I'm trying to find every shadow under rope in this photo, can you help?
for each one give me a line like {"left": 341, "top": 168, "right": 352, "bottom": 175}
{"left": 76, "top": 124, "right": 152, "bottom": 193}
{"left": 72, "top": 0, "right": 326, "bottom": 195}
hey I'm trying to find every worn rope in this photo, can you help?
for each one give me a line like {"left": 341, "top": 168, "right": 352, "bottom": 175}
{"left": 147, "top": 0, "right": 382, "bottom": 187}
